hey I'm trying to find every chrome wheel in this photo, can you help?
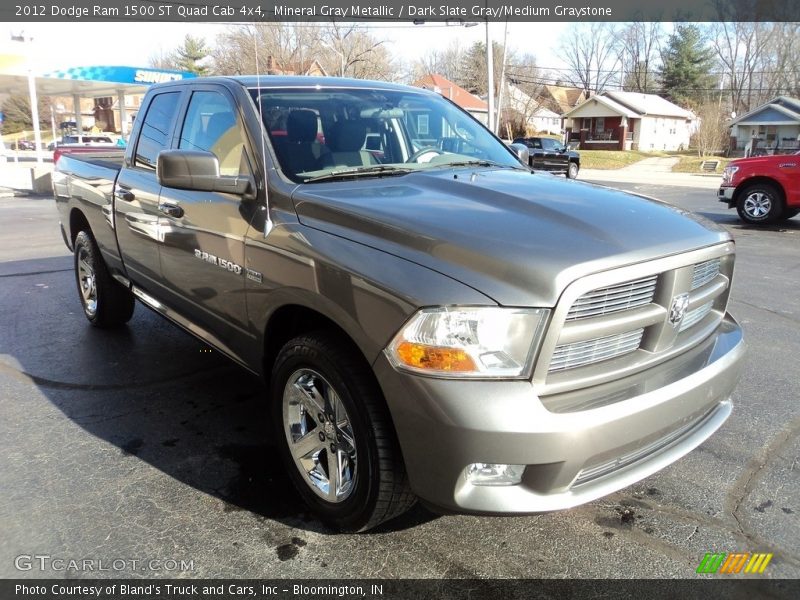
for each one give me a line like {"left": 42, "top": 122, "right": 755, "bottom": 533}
{"left": 283, "top": 368, "right": 357, "bottom": 503}
{"left": 77, "top": 246, "right": 98, "bottom": 317}
{"left": 743, "top": 191, "right": 772, "bottom": 219}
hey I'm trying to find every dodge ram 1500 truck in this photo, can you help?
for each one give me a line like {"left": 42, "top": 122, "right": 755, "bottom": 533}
{"left": 718, "top": 151, "right": 800, "bottom": 224}
{"left": 53, "top": 76, "right": 745, "bottom": 532}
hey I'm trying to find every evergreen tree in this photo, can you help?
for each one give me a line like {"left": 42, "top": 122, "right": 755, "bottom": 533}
{"left": 175, "top": 35, "right": 210, "bottom": 76}
{"left": 659, "top": 24, "right": 715, "bottom": 107}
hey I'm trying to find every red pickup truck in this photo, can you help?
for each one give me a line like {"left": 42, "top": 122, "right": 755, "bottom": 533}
{"left": 718, "top": 151, "right": 800, "bottom": 224}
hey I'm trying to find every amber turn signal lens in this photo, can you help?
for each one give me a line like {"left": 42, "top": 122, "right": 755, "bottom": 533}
{"left": 395, "top": 341, "right": 477, "bottom": 372}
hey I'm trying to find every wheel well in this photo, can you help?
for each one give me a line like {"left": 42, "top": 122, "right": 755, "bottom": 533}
{"left": 69, "top": 208, "right": 91, "bottom": 246}
{"left": 262, "top": 305, "right": 368, "bottom": 383}
{"left": 735, "top": 177, "right": 786, "bottom": 207}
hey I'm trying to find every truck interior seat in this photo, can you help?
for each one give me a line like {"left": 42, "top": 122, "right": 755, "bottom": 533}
{"left": 322, "top": 120, "right": 378, "bottom": 168}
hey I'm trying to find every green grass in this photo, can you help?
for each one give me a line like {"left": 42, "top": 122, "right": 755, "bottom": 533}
{"left": 579, "top": 150, "right": 667, "bottom": 170}
{"left": 670, "top": 155, "right": 731, "bottom": 174}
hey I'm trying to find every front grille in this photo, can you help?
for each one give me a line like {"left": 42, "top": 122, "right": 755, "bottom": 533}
{"left": 573, "top": 407, "right": 717, "bottom": 486}
{"left": 691, "top": 259, "right": 721, "bottom": 290}
{"left": 566, "top": 275, "right": 657, "bottom": 321}
{"left": 539, "top": 244, "right": 735, "bottom": 393}
{"left": 549, "top": 329, "right": 644, "bottom": 372}
{"left": 680, "top": 301, "right": 713, "bottom": 332}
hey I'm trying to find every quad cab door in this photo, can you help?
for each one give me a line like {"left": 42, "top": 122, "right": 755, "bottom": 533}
{"left": 156, "top": 84, "right": 258, "bottom": 360}
{"left": 114, "top": 90, "right": 183, "bottom": 293}
{"left": 539, "top": 137, "right": 569, "bottom": 172}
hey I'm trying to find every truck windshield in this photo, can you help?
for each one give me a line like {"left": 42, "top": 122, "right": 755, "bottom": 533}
{"left": 249, "top": 86, "right": 522, "bottom": 183}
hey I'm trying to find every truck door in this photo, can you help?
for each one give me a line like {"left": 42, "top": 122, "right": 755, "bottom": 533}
{"left": 540, "top": 137, "right": 568, "bottom": 171}
{"left": 530, "top": 138, "right": 546, "bottom": 170}
{"left": 156, "top": 86, "right": 255, "bottom": 356}
{"left": 114, "top": 90, "right": 182, "bottom": 292}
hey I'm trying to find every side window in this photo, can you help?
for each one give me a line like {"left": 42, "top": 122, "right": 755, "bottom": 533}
{"left": 179, "top": 90, "right": 246, "bottom": 176}
{"left": 135, "top": 92, "right": 180, "bottom": 169}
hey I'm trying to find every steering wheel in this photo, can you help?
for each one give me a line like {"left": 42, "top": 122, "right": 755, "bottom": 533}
{"left": 406, "top": 147, "right": 444, "bottom": 163}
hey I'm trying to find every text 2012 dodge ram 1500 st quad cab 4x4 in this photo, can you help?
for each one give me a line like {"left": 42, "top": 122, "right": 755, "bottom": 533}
{"left": 53, "top": 76, "right": 745, "bottom": 532}
{"left": 718, "top": 151, "right": 800, "bottom": 224}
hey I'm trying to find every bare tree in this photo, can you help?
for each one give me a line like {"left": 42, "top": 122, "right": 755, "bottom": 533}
{"left": 409, "top": 41, "right": 465, "bottom": 83}
{"left": 320, "top": 23, "right": 399, "bottom": 81}
{"left": 756, "top": 23, "right": 800, "bottom": 101}
{"left": 559, "top": 23, "right": 621, "bottom": 97}
{"left": 212, "top": 23, "right": 323, "bottom": 76}
{"left": 148, "top": 48, "right": 178, "bottom": 71}
{"left": 618, "top": 22, "right": 663, "bottom": 92}
{"left": 710, "top": 21, "right": 776, "bottom": 114}
{"left": 692, "top": 102, "right": 729, "bottom": 156}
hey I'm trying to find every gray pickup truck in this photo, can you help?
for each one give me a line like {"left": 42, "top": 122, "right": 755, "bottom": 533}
{"left": 53, "top": 76, "right": 744, "bottom": 532}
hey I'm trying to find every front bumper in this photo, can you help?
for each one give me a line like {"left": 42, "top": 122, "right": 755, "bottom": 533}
{"left": 718, "top": 186, "right": 735, "bottom": 205}
{"left": 375, "top": 314, "right": 744, "bottom": 514}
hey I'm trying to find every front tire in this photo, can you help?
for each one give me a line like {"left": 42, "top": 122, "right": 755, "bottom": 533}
{"left": 566, "top": 161, "right": 579, "bottom": 179}
{"left": 271, "top": 332, "right": 415, "bottom": 532}
{"left": 74, "top": 230, "right": 135, "bottom": 327}
{"left": 736, "top": 183, "right": 784, "bottom": 225}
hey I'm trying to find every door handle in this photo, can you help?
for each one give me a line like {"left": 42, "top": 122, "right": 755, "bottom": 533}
{"left": 115, "top": 188, "right": 135, "bottom": 202}
{"left": 159, "top": 203, "right": 184, "bottom": 218}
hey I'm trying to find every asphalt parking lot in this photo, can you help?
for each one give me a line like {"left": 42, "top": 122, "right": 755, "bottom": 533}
{"left": 0, "top": 180, "right": 798, "bottom": 580}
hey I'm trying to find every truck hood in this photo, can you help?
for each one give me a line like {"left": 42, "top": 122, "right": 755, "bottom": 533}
{"left": 731, "top": 153, "right": 800, "bottom": 168}
{"left": 292, "top": 168, "right": 730, "bottom": 306}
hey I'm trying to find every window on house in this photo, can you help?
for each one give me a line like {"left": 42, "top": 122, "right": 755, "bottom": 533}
{"left": 595, "top": 117, "right": 605, "bottom": 132}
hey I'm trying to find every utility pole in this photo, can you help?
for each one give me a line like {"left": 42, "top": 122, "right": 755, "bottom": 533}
{"left": 486, "top": 18, "right": 494, "bottom": 132}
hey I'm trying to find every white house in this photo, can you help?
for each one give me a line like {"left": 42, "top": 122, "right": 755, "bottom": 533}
{"left": 499, "top": 82, "right": 564, "bottom": 135}
{"left": 727, "top": 96, "right": 800, "bottom": 154}
{"left": 563, "top": 91, "right": 695, "bottom": 151}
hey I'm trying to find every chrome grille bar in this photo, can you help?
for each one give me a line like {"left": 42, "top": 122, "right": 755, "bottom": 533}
{"left": 566, "top": 275, "right": 657, "bottom": 321}
{"left": 680, "top": 301, "right": 713, "bottom": 332}
{"left": 691, "top": 259, "right": 721, "bottom": 290}
{"left": 550, "top": 329, "right": 644, "bottom": 372}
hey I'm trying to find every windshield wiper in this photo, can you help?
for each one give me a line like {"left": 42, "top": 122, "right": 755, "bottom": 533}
{"left": 429, "top": 159, "right": 525, "bottom": 170}
{"left": 304, "top": 165, "right": 413, "bottom": 183}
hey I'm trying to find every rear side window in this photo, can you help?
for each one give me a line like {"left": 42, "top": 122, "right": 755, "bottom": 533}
{"left": 135, "top": 91, "right": 180, "bottom": 169}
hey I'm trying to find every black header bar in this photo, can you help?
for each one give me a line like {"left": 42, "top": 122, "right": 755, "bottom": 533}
{"left": 3, "top": 0, "right": 800, "bottom": 23}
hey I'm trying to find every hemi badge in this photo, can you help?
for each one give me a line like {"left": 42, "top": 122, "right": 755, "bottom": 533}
{"left": 246, "top": 268, "right": 263, "bottom": 283}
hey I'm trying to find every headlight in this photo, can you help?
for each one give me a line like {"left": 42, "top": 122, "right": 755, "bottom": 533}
{"left": 385, "top": 307, "right": 549, "bottom": 378}
{"left": 722, "top": 165, "right": 739, "bottom": 185}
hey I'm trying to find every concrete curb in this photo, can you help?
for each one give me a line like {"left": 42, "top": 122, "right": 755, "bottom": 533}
{"left": 580, "top": 169, "right": 722, "bottom": 190}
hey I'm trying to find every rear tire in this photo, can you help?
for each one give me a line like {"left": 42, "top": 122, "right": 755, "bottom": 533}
{"left": 74, "top": 230, "right": 135, "bottom": 327}
{"left": 736, "top": 183, "right": 784, "bottom": 225}
{"left": 566, "top": 161, "right": 579, "bottom": 179}
{"left": 271, "top": 331, "right": 415, "bottom": 532}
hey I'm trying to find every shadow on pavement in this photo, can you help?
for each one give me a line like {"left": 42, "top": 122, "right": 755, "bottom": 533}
{"left": 1, "top": 254, "right": 436, "bottom": 535}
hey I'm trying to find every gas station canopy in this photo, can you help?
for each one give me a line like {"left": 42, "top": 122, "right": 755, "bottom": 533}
{"left": 0, "top": 63, "right": 196, "bottom": 97}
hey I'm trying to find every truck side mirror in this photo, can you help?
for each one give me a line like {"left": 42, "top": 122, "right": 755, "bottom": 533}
{"left": 157, "top": 149, "right": 254, "bottom": 197}
{"left": 509, "top": 143, "right": 530, "bottom": 166}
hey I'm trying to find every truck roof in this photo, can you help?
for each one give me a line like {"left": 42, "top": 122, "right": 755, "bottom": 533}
{"left": 154, "top": 75, "right": 433, "bottom": 95}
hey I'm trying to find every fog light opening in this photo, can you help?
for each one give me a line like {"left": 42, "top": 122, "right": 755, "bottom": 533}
{"left": 465, "top": 463, "right": 525, "bottom": 486}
